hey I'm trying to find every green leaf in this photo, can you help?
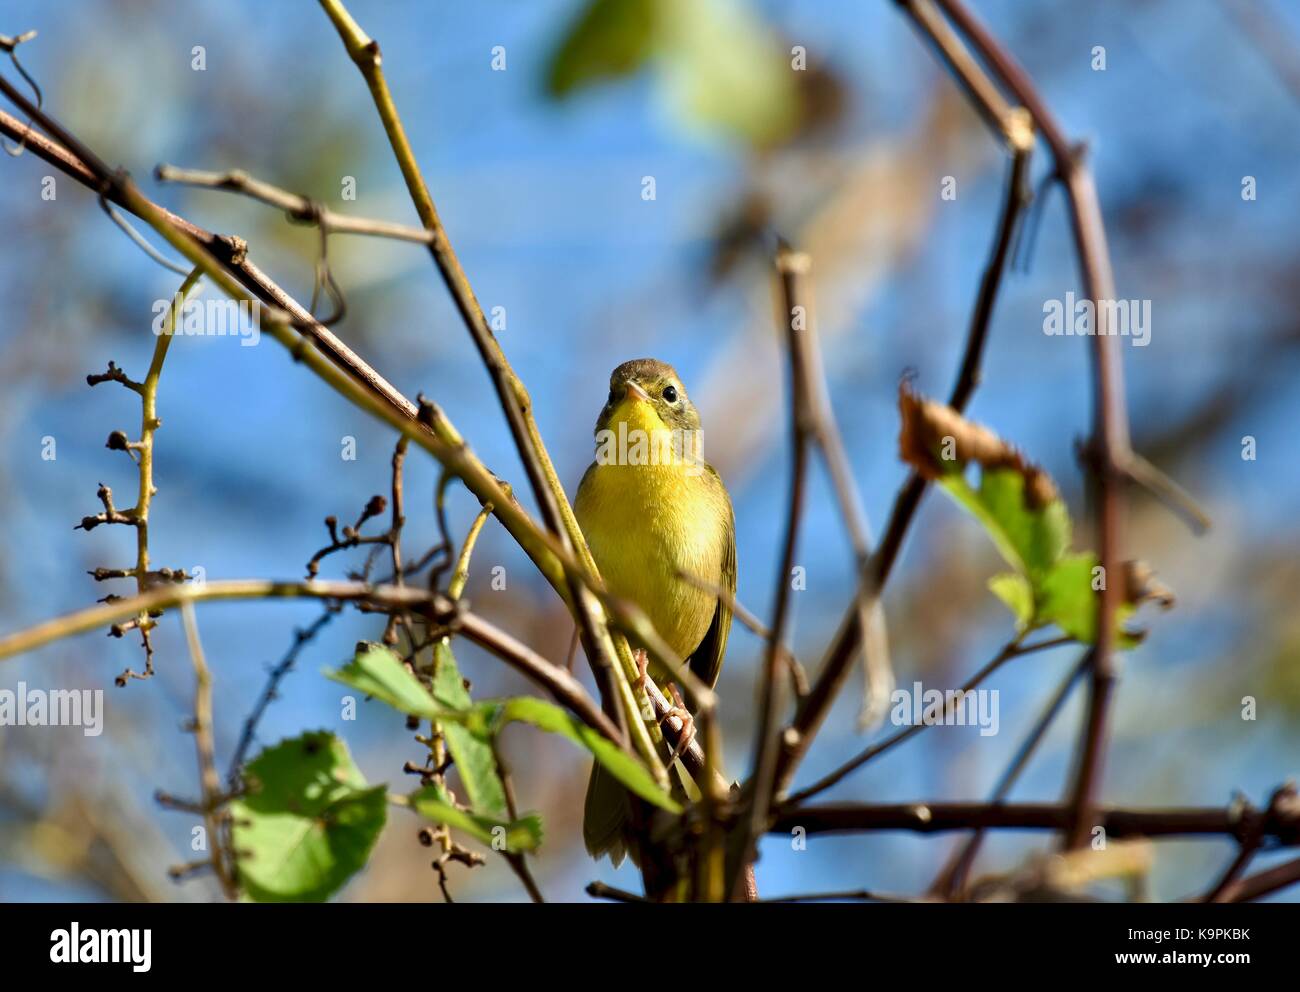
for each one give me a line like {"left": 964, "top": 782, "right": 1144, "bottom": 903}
{"left": 326, "top": 642, "right": 447, "bottom": 720}
{"left": 940, "top": 467, "right": 1070, "bottom": 580}
{"left": 545, "top": 0, "right": 658, "bottom": 97}
{"left": 655, "top": 0, "right": 798, "bottom": 147}
{"left": 1039, "top": 553, "right": 1140, "bottom": 648}
{"left": 407, "top": 786, "right": 543, "bottom": 853}
{"left": 988, "top": 572, "right": 1034, "bottom": 631}
{"left": 433, "top": 641, "right": 509, "bottom": 816}
{"left": 1038, "top": 553, "right": 1100, "bottom": 643}
{"left": 328, "top": 644, "right": 679, "bottom": 815}
{"left": 545, "top": 0, "right": 798, "bottom": 148}
{"left": 486, "top": 696, "right": 681, "bottom": 814}
{"left": 231, "top": 732, "right": 386, "bottom": 903}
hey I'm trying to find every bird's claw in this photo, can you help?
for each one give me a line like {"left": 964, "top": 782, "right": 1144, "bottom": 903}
{"left": 660, "top": 683, "right": 695, "bottom": 766}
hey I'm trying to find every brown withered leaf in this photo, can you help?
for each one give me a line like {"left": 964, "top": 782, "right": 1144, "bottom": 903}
{"left": 898, "top": 383, "right": 1058, "bottom": 509}
{"left": 1122, "top": 560, "right": 1176, "bottom": 611}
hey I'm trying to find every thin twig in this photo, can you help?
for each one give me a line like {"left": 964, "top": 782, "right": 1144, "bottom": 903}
{"left": 1218, "top": 855, "right": 1300, "bottom": 902}
{"left": 179, "top": 603, "right": 237, "bottom": 899}
{"left": 585, "top": 881, "right": 651, "bottom": 903}
{"left": 228, "top": 606, "right": 339, "bottom": 787}
{"left": 734, "top": 246, "right": 816, "bottom": 895}
{"left": 931, "top": 652, "right": 1090, "bottom": 899}
{"left": 781, "top": 635, "right": 1069, "bottom": 807}
{"left": 156, "top": 164, "right": 436, "bottom": 243}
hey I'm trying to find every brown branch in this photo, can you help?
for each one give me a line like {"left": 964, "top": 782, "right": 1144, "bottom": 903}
{"left": 773, "top": 795, "right": 1300, "bottom": 845}
{"left": 0, "top": 578, "right": 620, "bottom": 751}
{"left": 762, "top": 888, "right": 918, "bottom": 903}
{"left": 585, "top": 881, "right": 651, "bottom": 903}
{"left": 155, "top": 164, "right": 436, "bottom": 243}
{"left": 1218, "top": 855, "right": 1300, "bottom": 903}
{"left": 178, "top": 603, "right": 237, "bottom": 900}
{"left": 738, "top": 245, "right": 815, "bottom": 885}
{"left": 1203, "top": 784, "right": 1300, "bottom": 902}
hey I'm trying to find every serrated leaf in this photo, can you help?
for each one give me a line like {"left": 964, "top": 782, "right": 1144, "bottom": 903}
{"left": 940, "top": 467, "right": 1070, "bottom": 580}
{"left": 989, "top": 572, "right": 1034, "bottom": 631}
{"left": 328, "top": 644, "right": 678, "bottom": 814}
{"left": 433, "top": 641, "right": 508, "bottom": 816}
{"left": 1039, "top": 553, "right": 1140, "bottom": 648}
{"left": 485, "top": 696, "right": 681, "bottom": 814}
{"left": 231, "top": 732, "right": 386, "bottom": 903}
{"left": 326, "top": 642, "right": 446, "bottom": 720}
{"left": 407, "top": 786, "right": 543, "bottom": 853}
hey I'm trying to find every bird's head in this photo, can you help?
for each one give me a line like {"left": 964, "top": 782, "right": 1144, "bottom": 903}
{"left": 595, "top": 358, "right": 701, "bottom": 436}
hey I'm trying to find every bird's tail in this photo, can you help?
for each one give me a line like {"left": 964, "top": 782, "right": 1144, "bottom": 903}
{"left": 583, "top": 760, "right": 632, "bottom": 867}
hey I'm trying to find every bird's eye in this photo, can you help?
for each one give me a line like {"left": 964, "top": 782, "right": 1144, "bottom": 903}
{"left": 662, "top": 385, "right": 678, "bottom": 403}
{"left": 607, "top": 389, "right": 615, "bottom": 405}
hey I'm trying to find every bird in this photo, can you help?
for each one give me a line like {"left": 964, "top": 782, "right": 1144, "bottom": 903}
{"left": 574, "top": 358, "right": 736, "bottom": 866}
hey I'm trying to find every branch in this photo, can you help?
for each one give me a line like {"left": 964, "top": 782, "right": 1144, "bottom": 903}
{"left": 178, "top": 603, "right": 238, "bottom": 900}
{"left": 228, "top": 606, "right": 338, "bottom": 787}
{"left": 155, "top": 164, "right": 436, "bottom": 243}
{"left": 772, "top": 795, "right": 1300, "bottom": 845}
{"left": 1202, "top": 784, "right": 1300, "bottom": 902}
{"left": 739, "top": 246, "right": 816, "bottom": 881}
{"left": 1219, "top": 855, "right": 1300, "bottom": 903}
{"left": 0, "top": 579, "right": 619, "bottom": 748}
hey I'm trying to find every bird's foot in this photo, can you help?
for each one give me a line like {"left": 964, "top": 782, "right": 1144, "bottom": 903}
{"left": 660, "top": 683, "right": 695, "bottom": 766}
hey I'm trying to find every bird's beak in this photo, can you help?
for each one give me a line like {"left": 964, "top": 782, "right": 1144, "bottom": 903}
{"left": 623, "top": 381, "right": 651, "bottom": 404}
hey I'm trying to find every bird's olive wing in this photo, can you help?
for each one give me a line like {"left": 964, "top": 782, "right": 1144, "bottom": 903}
{"left": 687, "top": 468, "right": 735, "bottom": 693}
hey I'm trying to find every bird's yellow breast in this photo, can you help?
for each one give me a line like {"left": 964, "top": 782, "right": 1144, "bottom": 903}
{"left": 574, "top": 400, "right": 729, "bottom": 667}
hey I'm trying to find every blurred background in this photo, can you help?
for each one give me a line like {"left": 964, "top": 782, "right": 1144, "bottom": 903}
{"left": 0, "top": 0, "right": 1297, "bottom": 902}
